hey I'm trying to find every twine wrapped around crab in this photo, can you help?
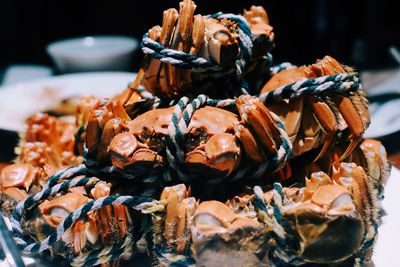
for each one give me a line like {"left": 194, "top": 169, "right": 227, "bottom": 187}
{"left": 0, "top": 0, "right": 392, "bottom": 266}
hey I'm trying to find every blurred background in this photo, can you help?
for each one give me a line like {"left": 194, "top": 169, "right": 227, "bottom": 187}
{"left": 0, "top": 0, "right": 399, "bottom": 71}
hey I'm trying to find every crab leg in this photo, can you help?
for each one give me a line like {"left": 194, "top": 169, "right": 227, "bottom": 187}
{"left": 160, "top": 184, "right": 191, "bottom": 247}
{"left": 237, "top": 96, "right": 282, "bottom": 159}
{"left": 190, "top": 15, "right": 205, "bottom": 55}
{"left": 123, "top": 25, "right": 162, "bottom": 105}
{"left": 307, "top": 98, "right": 338, "bottom": 161}
{"left": 332, "top": 95, "right": 369, "bottom": 162}
{"left": 159, "top": 9, "right": 179, "bottom": 97}
{"left": 160, "top": 9, "right": 179, "bottom": 46}
{"left": 167, "top": 0, "right": 196, "bottom": 95}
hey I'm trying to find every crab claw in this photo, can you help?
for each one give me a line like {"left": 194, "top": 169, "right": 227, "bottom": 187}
{"left": 0, "top": 163, "right": 37, "bottom": 192}
{"left": 308, "top": 56, "right": 370, "bottom": 162}
{"left": 160, "top": 8, "right": 179, "bottom": 46}
{"left": 303, "top": 171, "right": 333, "bottom": 201}
{"left": 39, "top": 192, "right": 89, "bottom": 228}
{"left": 332, "top": 92, "right": 370, "bottom": 162}
{"left": 109, "top": 132, "right": 164, "bottom": 172}
{"left": 86, "top": 99, "right": 115, "bottom": 159}
{"left": 191, "top": 201, "right": 263, "bottom": 267}
{"left": 177, "top": 0, "right": 196, "bottom": 52}
{"left": 160, "top": 184, "right": 196, "bottom": 253}
{"left": 236, "top": 95, "right": 282, "bottom": 159}
{"left": 190, "top": 14, "right": 205, "bottom": 55}
{"left": 359, "top": 139, "right": 390, "bottom": 199}
{"left": 1, "top": 187, "right": 28, "bottom": 201}
{"left": 97, "top": 118, "right": 124, "bottom": 160}
{"left": 242, "top": 6, "right": 274, "bottom": 58}
{"left": 307, "top": 98, "right": 338, "bottom": 162}
{"left": 204, "top": 18, "right": 239, "bottom": 66}
{"left": 186, "top": 133, "right": 240, "bottom": 177}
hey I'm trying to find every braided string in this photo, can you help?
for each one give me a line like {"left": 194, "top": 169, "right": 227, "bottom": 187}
{"left": 142, "top": 35, "right": 218, "bottom": 71}
{"left": 11, "top": 176, "right": 99, "bottom": 248}
{"left": 269, "top": 62, "right": 296, "bottom": 75}
{"left": 71, "top": 236, "right": 135, "bottom": 267}
{"left": 11, "top": 172, "right": 164, "bottom": 266}
{"left": 125, "top": 71, "right": 362, "bottom": 122}
{"left": 232, "top": 113, "right": 292, "bottom": 182}
{"left": 124, "top": 71, "right": 362, "bottom": 114}
{"left": 166, "top": 95, "right": 209, "bottom": 181}
{"left": 22, "top": 195, "right": 162, "bottom": 254}
{"left": 166, "top": 97, "right": 190, "bottom": 173}
{"left": 141, "top": 12, "right": 253, "bottom": 71}
{"left": 259, "top": 72, "right": 361, "bottom": 104}
{"left": 252, "top": 184, "right": 296, "bottom": 264}
{"left": 153, "top": 247, "right": 196, "bottom": 267}
{"left": 45, "top": 164, "right": 88, "bottom": 189}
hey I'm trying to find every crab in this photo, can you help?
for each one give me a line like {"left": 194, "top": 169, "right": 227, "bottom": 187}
{"left": 156, "top": 184, "right": 196, "bottom": 254}
{"left": 1, "top": 112, "right": 82, "bottom": 213}
{"left": 24, "top": 181, "right": 133, "bottom": 259}
{"left": 131, "top": 0, "right": 239, "bottom": 100}
{"left": 5, "top": 140, "right": 81, "bottom": 203}
{"left": 153, "top": 184, "right": 266, "bottom": 267}
{"left": 19, "top": 112, "right": 81, "bottom": 174}
{"left": 86, "top": 93, "right": 287, "bottom": 185}
{"left": 108, "top": 107, "right": 171, "bottom": 175}
{"left": 261, "top": 56, "right": 370, "bottom": 161}
{"left": 24, "top": 112, "right": 76, "bottom": 156}
{"left": 121, "top": 0, "right": 274, "bottom": 103}
{"left": 242, "top": 5, "right": 276, "bottom": 91}
{"left": 259, "top": 162, "right": 380, "bottom": 265}
{"left": 74, "top": 96, "right": 100, "bottom": 155}
{"left": 243, "top": 5, "right": 274, "bottom": 59}
{"left": 183, "top": 95, "right": 283, "bottom": 183}
{"left": 85, "top": 98, "right": 128, "bottom": 162}
{"left": 0, "top": 163, "right": 39, "bottom": 214}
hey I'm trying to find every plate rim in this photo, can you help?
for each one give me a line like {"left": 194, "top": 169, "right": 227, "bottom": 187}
{"left": 0, "top": 71, "right": 135, "bottom": 132}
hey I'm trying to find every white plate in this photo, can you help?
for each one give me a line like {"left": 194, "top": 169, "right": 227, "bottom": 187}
{"left": 364, "top": 96, "right": 400, "bottom": 138}
{"left": 372, "top": 167, "right": 400, "bottom": 266}
{"left": 0, "top": 72, "right": 135, "bottom": 132}
{"left": 364, "top": 72, "right": 400, "bottom": 138}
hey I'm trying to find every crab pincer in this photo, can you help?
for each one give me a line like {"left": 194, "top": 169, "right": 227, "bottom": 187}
{"left": 236, "top": 95, "right": 282, "bottom": 161}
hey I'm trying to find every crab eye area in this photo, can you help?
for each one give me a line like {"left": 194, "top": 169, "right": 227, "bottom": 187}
{"left": 186, "top": 127, "right": 208, "bottom": 151}
{"left": 50, "top": 207, "right": 70, "bottom": 219}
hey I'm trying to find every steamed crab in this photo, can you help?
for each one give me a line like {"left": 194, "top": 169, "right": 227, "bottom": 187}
{"left": 86, "top": 94, "right": 286, "bottom": 184}
{"left": 270, "top": 162, "right": 380, "bottom": 265}
{"left": 19, "top": 112, "right": 81, "bottom": 169}
{"left": 0, "top": 163, "right": 39, "bottom": 215}
{"left": 1, "top": 113, "right": 81, "bottom": 213}
{"left": 261, "top": 56, "right": 370, "bottom": 161}
{"left": 152, "top": 184, "right": 266, "bottom": 267}
{"left": 23, "top": 181, "right": 134, "bottom": 259}
{"left": 120, "top": 0, "right": 274, "bottom": 103}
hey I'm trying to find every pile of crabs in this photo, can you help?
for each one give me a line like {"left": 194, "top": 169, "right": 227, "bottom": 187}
{"left": 0, "top": 1, "right": 391, "bottom": 266}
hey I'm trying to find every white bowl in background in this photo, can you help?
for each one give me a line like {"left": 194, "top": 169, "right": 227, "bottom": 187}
{"left": 46, "top": 36, "right": 139, "bottom": 73}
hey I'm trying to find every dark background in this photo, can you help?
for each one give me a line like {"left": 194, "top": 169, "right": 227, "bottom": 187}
{"left": 0, "top": 0, "right": 399, "bottom": 72}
